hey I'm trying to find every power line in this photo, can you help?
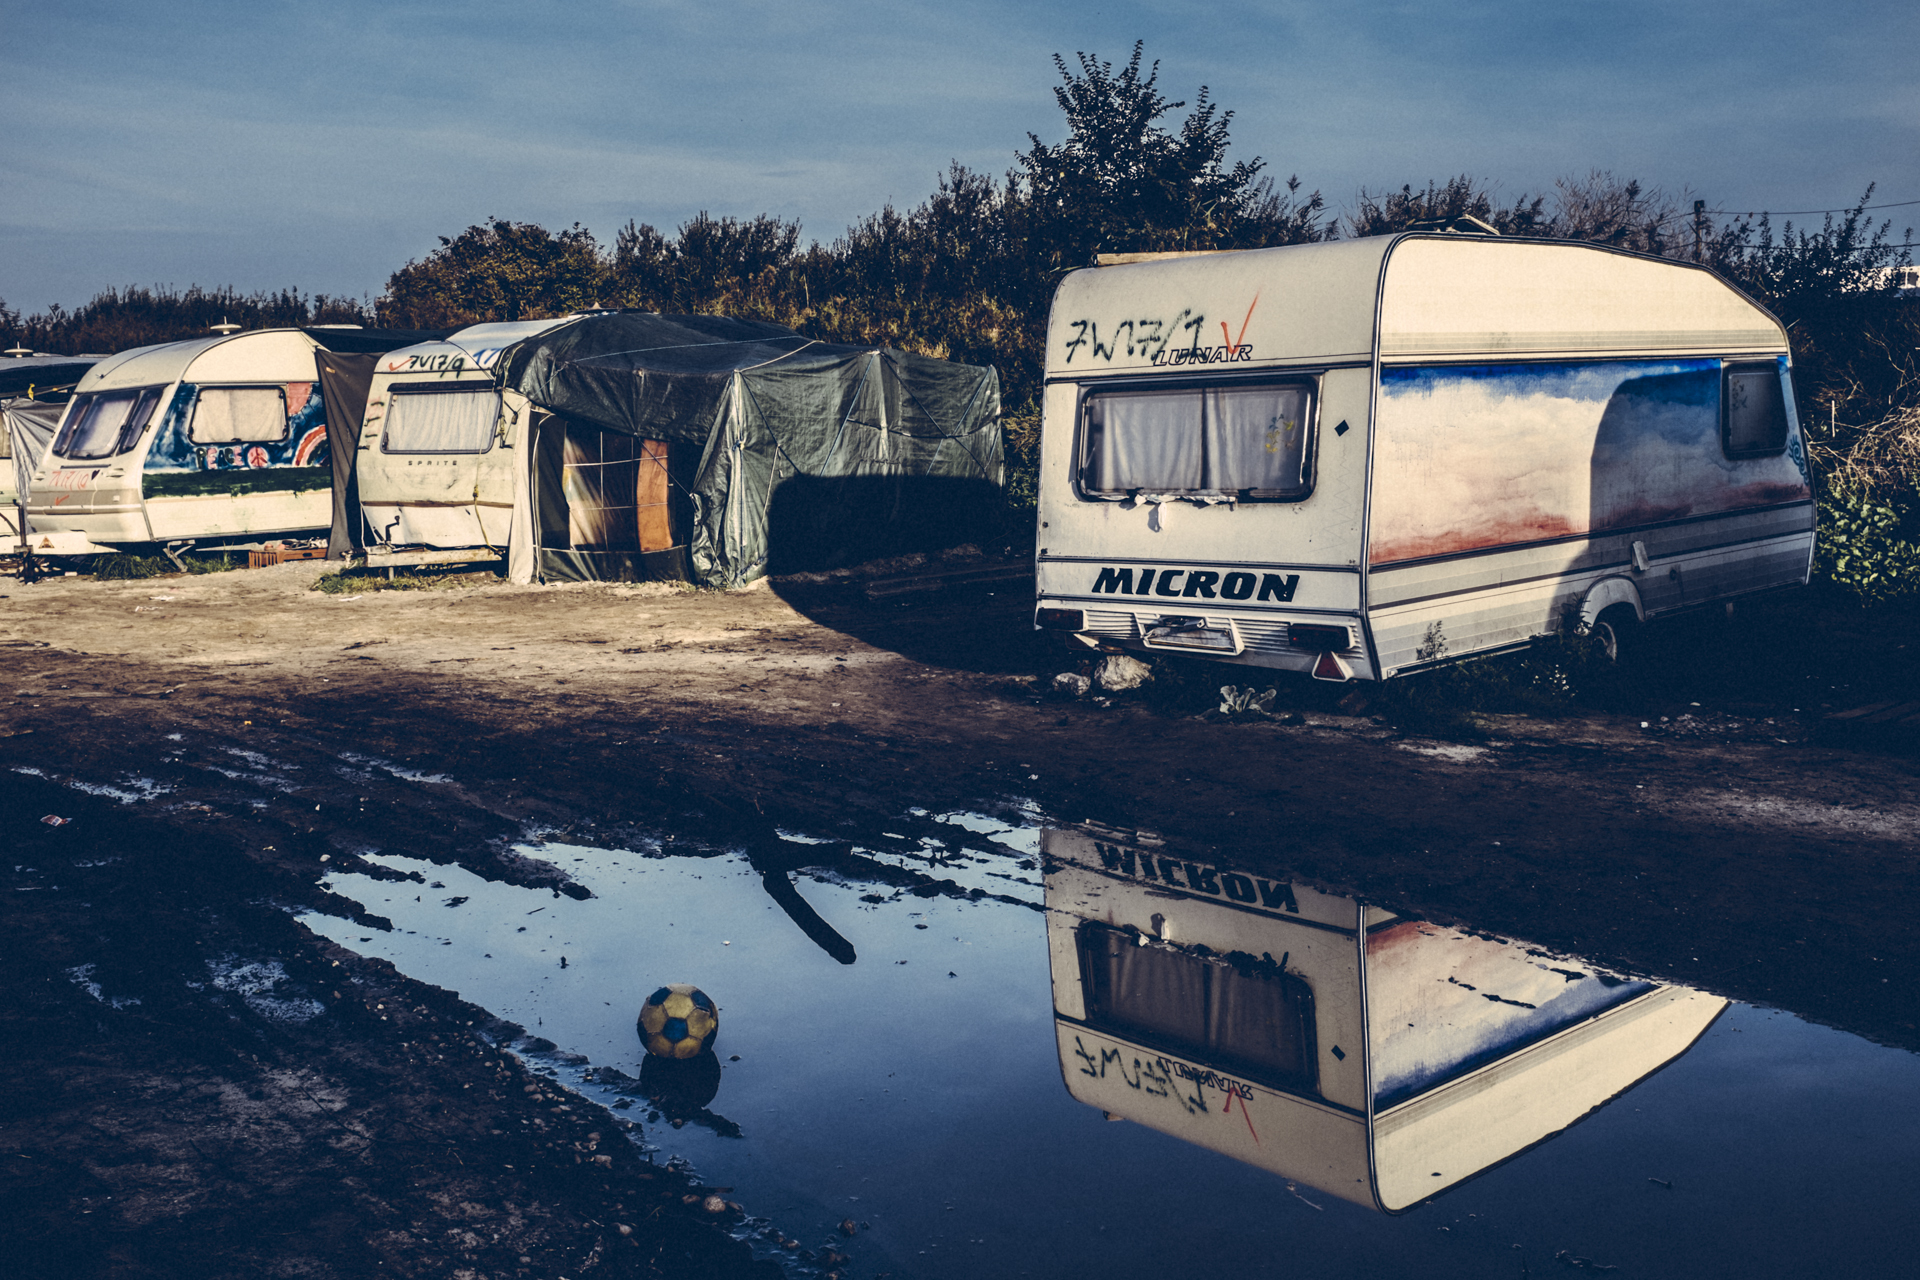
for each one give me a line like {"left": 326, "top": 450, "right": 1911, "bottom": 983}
{"left": 1706, "top": 197, "right": 1920, "bottom": 217}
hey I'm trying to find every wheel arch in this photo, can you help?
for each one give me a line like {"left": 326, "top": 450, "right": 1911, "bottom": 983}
{"left": 1579, "top": 576, "right": 1645, "bottom": 629}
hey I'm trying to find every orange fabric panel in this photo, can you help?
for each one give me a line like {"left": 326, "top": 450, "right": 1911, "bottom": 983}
{"left": 637, "top": 439, "right": 672, "bottom": 552}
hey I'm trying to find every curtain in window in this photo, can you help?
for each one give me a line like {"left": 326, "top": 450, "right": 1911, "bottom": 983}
{"left": 1207, "top": 962, "right": 1313, "bottom": 1080}
{"left": 383, "top": 389, "right": 500, "bottom": 454}
{"left": 1085, "top": 928, "right": 1209, "bottom": 1047}
{"left": 1089, "top": 390, "right": 1202, "bottom": 492}
{"left": 189, "top": 388, "right": 287, "bottom": 443}
{"left": 1204, "top": 385, "right": 1312, "bottom": 494}
{"left": 1085, "top": 384, "right": 1313, "bottom": 496}
{"left": 1078, "top": 923, "right": 1316, "bottom": 1089}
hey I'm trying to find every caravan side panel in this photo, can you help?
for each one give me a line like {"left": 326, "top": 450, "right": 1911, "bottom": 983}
{"left": 1365, "top": 240, "right": 1811, "bottom": 674}
{"left": 1365, "top": 358, "right": 1813, "bottom": 674}
{"left": 142, "top": 331, "right": 334, "bottom": 541}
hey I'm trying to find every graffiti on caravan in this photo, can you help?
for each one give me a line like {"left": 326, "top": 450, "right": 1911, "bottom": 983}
{"left": 1062, "top": 311, "right": 1211, "bottom": 365}
{"left": 1062, "top": 298, "right": 1261, "bottom": 366}
{"left": 1091, "top": 566, "right": 1300, "bottom": 602}
{"left": 1092, "top": 841, "right": 1301, "bottom": 914}
{"left": 385, "top": 352, "right": 469, "bottom": 374}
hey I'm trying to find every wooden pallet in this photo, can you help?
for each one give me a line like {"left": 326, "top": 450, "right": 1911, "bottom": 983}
{"left": 248, "top": 546, "right": 330, "bottom": 568}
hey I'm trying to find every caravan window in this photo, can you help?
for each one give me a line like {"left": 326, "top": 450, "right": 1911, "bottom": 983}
{"left": 1079, "top": 380, "right": 1315, "bottom": 500}
{"left": 1723, "top": 363, "right": 1789, "bottom": 458}
{"left": 1076, "top": 921, "right": 1317, "bottom": 1091}
{"left": 189, "top": 387, "right": 289, "bottom": 444}
{"left": 51, "top": 386, "right": 163, "bottom": 461}
{"left": 382, "top": 384, "right": 501, "bottom": 454}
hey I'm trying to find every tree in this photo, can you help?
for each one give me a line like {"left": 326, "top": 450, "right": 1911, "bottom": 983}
{"left": 1348, "top": 171, "right": 1691, "bottom": 253}
{"left": 378, "top": 221, "right": 605, "bottom": 328}
{"left": 1348, "top": 175, "right": 1550, "bottom": 238}
{"left": 2, "top": 286, "right": 370, "bottom": 355}
{"left": 1706, "top": 189, "right": 1918, "bottom": 455}
{"left": 1015, "top": 41, "right": 1328, "bottom": 273}
{"left": 1549, "top": 171, "right": 1685, "bottom": 255}
{"left": 605, "top": 212, "right": 802, "bottom": 316}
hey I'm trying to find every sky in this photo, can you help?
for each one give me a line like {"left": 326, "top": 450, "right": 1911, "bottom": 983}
{"left": 4, "top": 0, "right": 1917, "bottom": 315}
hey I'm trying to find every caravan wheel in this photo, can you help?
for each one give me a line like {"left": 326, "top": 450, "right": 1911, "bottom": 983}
{"left": 1590, "top": 604, "right": 1640, "bottom": 665}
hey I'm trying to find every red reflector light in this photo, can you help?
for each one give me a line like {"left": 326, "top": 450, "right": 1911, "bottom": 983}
{"left": 1312, "top": 650, "right": 1351, "bottom": 681}
{"left": 1289, "top": 623, "right": 1350, "bottom": 651}
{"left": 1035, "top": 607, "right": 1086, "bottom": 631}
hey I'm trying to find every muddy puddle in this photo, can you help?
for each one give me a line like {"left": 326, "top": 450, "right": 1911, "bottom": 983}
{"left": 301, "top": 812, "right": 1920, "bottom": 1278}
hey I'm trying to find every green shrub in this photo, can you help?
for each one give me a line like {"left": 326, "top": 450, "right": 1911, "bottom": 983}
{"left": 1815, "top": 484, "right": 1920, "bottom": 605}
{"left": 88, "top": 551, "right": 242, "bottom": 579}
{"left": 312, "top": 566, "right": 496, "bottom": 594}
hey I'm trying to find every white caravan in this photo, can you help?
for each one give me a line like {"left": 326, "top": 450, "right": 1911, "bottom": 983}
{"left": 1043, "top": 824, "right": 1725, "bottom": 1212}
{"left": 353, "top": 319, "right": 576, "bottom": 555}
{"left": 26, "top": 330, "right": 340, "bottom": 554}
{"left": 1033, "top": 235, "right": 1815, "bottom": 679}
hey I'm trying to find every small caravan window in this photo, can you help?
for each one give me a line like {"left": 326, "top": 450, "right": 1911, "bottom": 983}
{"left": 189, "top": 387, "right": 289, "bottom": 444}
{"left": 1076, "top": 922, "right": 1317, "bottom": 1091}
{"left": 1080, "top": 380, "right": 1314, "bottom": 500}
{"left": 52, "top": 386, "right": 163, "bottom": 461}
{"left": 1723, "top": 363, "right": 1789, "bottom": 458}
{"left": 382, "top": 384, "right": 501, "bottom": 454}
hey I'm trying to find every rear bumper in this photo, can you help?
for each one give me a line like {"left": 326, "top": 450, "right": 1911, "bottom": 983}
{"left": 24, "top": 528, "right": 124, "bottom": 556}
{"left": 1036, "top": 597, "right": 1372, "bottom": 679}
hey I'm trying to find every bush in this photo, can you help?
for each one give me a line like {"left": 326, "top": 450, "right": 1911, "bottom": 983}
{"left": 88, "top": 551, "right": 242, "bottom": 579}
{"left": 1814, "top": 484, "right": 1920, "bottom": 605}
{"left": 311, "top": 566, "right": 496, "bottom": 594}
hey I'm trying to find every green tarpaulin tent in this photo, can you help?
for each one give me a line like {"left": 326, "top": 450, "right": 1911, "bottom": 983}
{"left": 503, "top": 313, "right": 1002, "bottom": 587}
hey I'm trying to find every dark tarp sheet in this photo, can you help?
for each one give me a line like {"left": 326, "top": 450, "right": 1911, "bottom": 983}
{"left": 0, "top": 357, "right": 98, "bottom": 401}
{"left": 314, "top": 354, "right": 377, "bottom": 559}
{"left": 505, "top": 313, "right": 1001, "bottom": 587}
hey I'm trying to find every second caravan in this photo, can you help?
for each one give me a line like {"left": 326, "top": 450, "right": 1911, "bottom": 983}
{"left": 354, "top": 319, "right": 575, "bottom": 557}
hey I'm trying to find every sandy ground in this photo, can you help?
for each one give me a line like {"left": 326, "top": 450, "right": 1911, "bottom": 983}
{"left": 2, "top": 559, "right": 1917, "bottom": 1275}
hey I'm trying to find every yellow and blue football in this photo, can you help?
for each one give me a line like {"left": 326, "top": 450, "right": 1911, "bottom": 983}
{"left": 638, "top": 984, "right": 719, "bottom": 1059}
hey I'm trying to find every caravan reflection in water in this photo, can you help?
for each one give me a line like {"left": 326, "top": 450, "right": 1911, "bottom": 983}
{"left": 1044, "top": 825, "right": 1726, "bottom": 1213}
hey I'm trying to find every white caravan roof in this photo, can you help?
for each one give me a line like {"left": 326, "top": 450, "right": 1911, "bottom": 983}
{"left": 1044, "top": 235, "right": 1787, "bottom": 378}
{"left": 375, "top": 317, "right": 580, "bottom": 382}
{"left": 75, "top": 329, "right": 325, "bottom": 392}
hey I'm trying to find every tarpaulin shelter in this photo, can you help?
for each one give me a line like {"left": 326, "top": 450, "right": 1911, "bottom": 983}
{"left": 4, "top": 400, "right": 62, "bottom": 543}
{"left": 499, "top": 313, "right": 1003, "bottom": 587}
{"left": 0, "top": 355, "right": 100, "bottom": 403}
{"left": 2, "top": 356, "right": 97, "bottom": 543}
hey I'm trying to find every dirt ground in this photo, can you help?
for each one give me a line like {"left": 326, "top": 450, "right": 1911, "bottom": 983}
{"left": 3, "top": 558, "right": 1917, "bottom": 1277}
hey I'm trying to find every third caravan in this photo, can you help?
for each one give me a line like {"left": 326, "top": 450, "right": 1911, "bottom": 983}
{"left": 1031, "top": 234, "right": 1815, "bottom": 681}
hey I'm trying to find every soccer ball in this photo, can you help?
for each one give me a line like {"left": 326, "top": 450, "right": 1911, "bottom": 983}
{"left": 638, "top": 984, "right": 719, "bottom": 1059}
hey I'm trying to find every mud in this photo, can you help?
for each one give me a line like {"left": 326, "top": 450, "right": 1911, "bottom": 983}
{"left": 2, "top": 560, "right": 1917, "bottom": 1276}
